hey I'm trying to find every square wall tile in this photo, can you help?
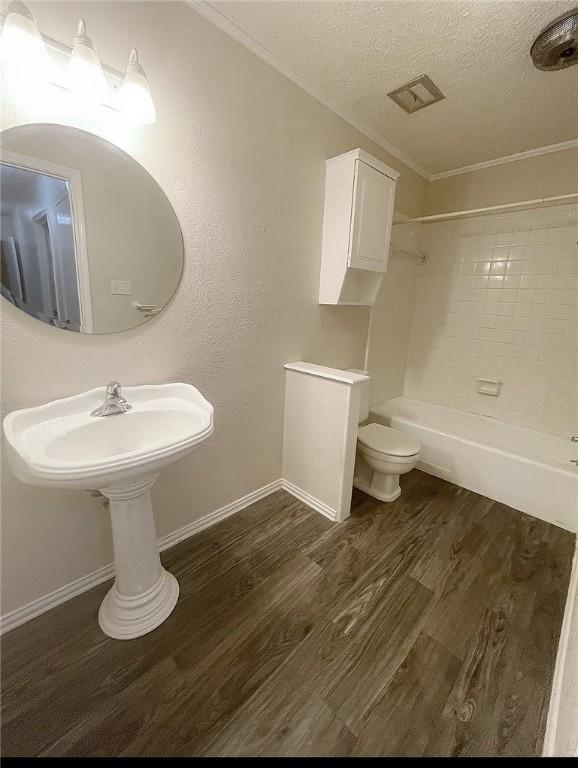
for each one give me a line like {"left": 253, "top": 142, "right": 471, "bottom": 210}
{"left": 403, "top": 205, "right": 577, "bottom": 437}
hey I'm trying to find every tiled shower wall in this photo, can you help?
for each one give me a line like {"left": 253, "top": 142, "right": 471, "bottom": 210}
{"left": 405, "top": 204, "right": 577, "bottom": 437}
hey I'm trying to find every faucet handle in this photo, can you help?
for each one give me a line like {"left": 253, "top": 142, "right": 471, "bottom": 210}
{"left": 91, "top": 381, "right": 131, "bottom": 416}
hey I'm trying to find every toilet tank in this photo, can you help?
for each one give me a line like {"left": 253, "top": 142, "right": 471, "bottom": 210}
{"left": 346, "top": 369, "right": 370, "bottom": 423}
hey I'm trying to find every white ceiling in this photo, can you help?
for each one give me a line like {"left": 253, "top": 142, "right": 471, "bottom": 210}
{"left": 201, "top": 0, "right": 578, "bottom": 176}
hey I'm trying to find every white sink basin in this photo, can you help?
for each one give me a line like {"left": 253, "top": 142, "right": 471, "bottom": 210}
{"left": 4, "top": 383, "right": 213, "bottom": 489}
{"left": 3, "top": 383, "right": 214, "bottom": 640}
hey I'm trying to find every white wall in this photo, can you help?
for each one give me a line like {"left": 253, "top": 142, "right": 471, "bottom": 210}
{"left": 553, "top": 583, "right": 578, "bottom": 757}
{"left": 544, "top": 550, "right": 578, "bottom": 758}
{"left": 366, "top": 253, "right": 418, "bottom": 405}
{"left": 0, "top": 1, "right": 426, "bottom": 616}
{"left": 282, "top": 365, "right": 364, "bottom": 521}
{"left": 425, "top": 146, "right": 578, "bottom": 215}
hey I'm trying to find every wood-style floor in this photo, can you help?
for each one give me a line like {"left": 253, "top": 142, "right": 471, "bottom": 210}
{"left": 1, "top": 470, "right": 574, "bottom": 757}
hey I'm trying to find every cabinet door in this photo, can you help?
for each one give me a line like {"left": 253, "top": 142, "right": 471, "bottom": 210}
{"left": 348, "top": 160, "right": 395, "bottom": 273}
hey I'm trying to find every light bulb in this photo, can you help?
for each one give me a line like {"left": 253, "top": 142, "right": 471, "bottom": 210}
{"left": 118, "top": 48, "right": 156, "bottom": 125}
{"left": 67, "top": 18, "right": 108, "bottom": 107}
{"left": 0, "top": 1, "right": 50, "bottom": 96}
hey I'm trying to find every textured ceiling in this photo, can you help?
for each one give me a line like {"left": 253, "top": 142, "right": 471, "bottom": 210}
{"left": 207, "top": 0, "right": 578, "bottom": 175}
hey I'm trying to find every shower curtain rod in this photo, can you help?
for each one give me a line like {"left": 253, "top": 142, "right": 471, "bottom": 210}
{"left": 392, "top": 192, "right": 578, "bottom": 225}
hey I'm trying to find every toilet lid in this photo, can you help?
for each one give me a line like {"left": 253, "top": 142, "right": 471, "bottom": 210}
{"left": 358, "top": 423, "right": 420, "bottom": 457}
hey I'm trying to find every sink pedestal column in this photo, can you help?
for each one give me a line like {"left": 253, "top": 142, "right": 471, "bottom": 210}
{"left": 98, "top": 474, "right": 179, "bottom": 639}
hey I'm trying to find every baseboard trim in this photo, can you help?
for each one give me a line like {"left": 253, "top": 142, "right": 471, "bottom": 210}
{"left": 0, "top": 479, "right": 283, "bottom": 635}
{"left": 281, "top": 479, "right": 339, "bottom": 521}
{"left": 0, "top": 562, "right": 117, "bottom": 637}
{"left": 157, "top": 479, "right": 283, "bottom": 554}
{"left": 542, "top": 542, "right": 578, "bottom": 757}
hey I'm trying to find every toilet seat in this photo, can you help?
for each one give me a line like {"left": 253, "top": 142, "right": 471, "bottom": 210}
{"left": 358, "top": 444, "right": 418, "bottom": 466}
{"left": 357, "top": 423, "right": 420, "bottom": 457}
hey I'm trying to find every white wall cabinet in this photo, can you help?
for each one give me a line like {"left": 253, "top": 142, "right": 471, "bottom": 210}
{"left": 318, "top": 148, "right": 399, "bottom": 305}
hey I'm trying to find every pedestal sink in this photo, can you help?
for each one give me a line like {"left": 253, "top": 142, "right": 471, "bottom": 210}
{"left": 3, "top": 383, "right": 214, "bottom": 640}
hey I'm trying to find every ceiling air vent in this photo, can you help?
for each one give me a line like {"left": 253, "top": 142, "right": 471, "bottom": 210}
{"left": 387, "top": 75, "right": 445, "bottom": 114}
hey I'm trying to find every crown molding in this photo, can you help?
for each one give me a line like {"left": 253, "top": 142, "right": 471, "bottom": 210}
{"left": 430, "top": 139, "right": 578, "bottom": 181}
{"left": 186, "top": 0, "right": 430, "bottom": 180}
{"left": 186, "top": 2, "right": 578, "bottom": 184}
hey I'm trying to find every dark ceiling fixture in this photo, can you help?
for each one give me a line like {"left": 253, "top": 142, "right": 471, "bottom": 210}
{"left": 531, "top": 8, "right": 578, "bottom": 70}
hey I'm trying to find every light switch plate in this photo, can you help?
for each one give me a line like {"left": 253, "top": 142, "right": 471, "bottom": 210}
{"left": 110, "top": 280, "right": 132, "bottom": 295}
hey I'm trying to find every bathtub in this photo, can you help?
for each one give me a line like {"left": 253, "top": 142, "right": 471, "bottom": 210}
{"left": 370, "top": 397, "right": 578, "bottom": 532}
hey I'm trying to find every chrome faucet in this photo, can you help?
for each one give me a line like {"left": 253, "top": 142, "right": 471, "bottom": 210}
{"left": 91, "top": 381, "right": 132, "bottom": 417}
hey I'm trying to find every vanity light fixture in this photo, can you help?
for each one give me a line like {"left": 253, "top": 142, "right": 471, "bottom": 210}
{"left": 118, "top": 49, "right": 156, "bottom": 125}
{"left": 66, "top": 19, "right": 108, "bottom": 108}
{"left": 0, "top": 6, "right": 157, "bottom": 125}
{"left": 0, "top": 1, "right": 49, "bottom": 85}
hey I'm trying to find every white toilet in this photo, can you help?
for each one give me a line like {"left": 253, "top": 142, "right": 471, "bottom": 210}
{"left": 348, "top": 370, "right": 421, "bottom": 502}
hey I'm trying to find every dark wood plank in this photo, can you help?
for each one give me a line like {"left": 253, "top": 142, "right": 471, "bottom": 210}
{"left": 351, "top": 633, "right": 462, "bottom": 756}
{"left": 41, "top": 553, "right": 324, "bottom": 757}
{"left": 306, "top": 469, "right": 444, "bottom": 569}
{"left": 2, "top": 493, "right": 330, "bottom": 756}
{"left": 323, "top": 575, "right": 433, "bottom": 732}
{"left": 422, "top": 502, "right": 523, "bottom": 660}
{"left": 204, "top": 690, "right": 357, "bottom": 757}
{"left": 198, "top": 616, "right": 352, "bottom": 756}
{"left": 423, "top": 580, "right": 545, "bottom": 757}
{"left": 189, "top": 542, "right": 376, "bottom": 756}
{"left": 1, "top": 492, "right": 296, "bottom": 712}
{"left": 410, "top": 488, "right": 494, "bottom": 590}
{"left": 1, "top": 471, "right": 574, "bottom": 758}
{"left": 509, "top": 508, "right": 575, "bottom": 688}
{"left": 201, "top": 573, "right": 432, "bottom": 754}
{"left": 164, "top": 489, "right": 333, "bottom": 599}
{"left": 41, "top": 657, "right": 190, "bottom": 758}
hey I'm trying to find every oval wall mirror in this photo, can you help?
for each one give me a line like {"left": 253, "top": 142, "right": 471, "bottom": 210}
{"left": 0, "top": 124, "right": 184, "bottom": 333}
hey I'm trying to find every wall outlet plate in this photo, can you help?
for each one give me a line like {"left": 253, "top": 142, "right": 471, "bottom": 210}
{"left": 477, "top": 378, "right": 502, "bottom": 397}
{"left": 110, "top": 280, "right": 132, "bottom": 295}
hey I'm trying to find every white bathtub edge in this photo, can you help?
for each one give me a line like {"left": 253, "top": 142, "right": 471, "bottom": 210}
{"left": 371, "top": 398, "right": 577, "bottom": 533}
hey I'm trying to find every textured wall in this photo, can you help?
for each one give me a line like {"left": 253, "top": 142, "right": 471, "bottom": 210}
{"left": 425, "top": 147, "right": 578, "bottom": 214}
{"left": 0, "top": 1, "right": 426, "bottom": 614}
{"left": 405, "top": 204, "right": 577, "bottom": 437}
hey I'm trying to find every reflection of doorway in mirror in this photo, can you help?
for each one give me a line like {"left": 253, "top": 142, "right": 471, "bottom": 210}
{"left": 32, "top": 196, "right": 81, "bottom": 331}
{"left": 0, "top": 236, "right": 26, "bottom": 303}
{"left": 0, "top": 152, "right": 93, "bottom": 331}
